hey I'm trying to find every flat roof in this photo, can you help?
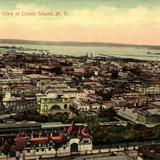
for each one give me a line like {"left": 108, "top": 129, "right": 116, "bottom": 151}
{"left": 99, "top": 121, "right": 128, "bottom": 127}
{"left": 150, "top": 101, "right": 160, "bottom": 106}
{"left": 25, "top": 74, "right": 50, "bottom": 79}
{"left": 0, "top": 121, "right": 41, "bottom": 129}
{"left": 147, "top": 109, "right": 160, "bottom": 116}
{"left": 41, "top": 122, "right": 88, "bottom": 128}
{"left": 0, "top": 121, "right": 88, "bottom": 130}
{"left": 117, "top": 108, "right": 160, "bottom": 128}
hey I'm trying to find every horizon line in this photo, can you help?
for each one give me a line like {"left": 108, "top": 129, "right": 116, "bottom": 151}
{"left": 0, "top": 38, "right": 160, "bottom": 47}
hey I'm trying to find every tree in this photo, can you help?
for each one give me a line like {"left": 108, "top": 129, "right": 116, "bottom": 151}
{"left": 98, "top": 108, "right": 116, "bottom": 120}
{"left": 51, "top": 66, "right": 63, "bottom": 75}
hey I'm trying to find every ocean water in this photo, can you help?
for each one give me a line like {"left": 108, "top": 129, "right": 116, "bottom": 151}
{"left": 0, "top": 43, "right": 160, "bottom": 61}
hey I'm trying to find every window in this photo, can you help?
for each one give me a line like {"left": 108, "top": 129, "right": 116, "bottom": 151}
{"left": 43, "top": 105, "right": 48, "bottom": 111}
{"left": 83, "top": 140, "right": 89, "bottom": 143}
{"left": 64, "top": 104, "right": 68, "bottom": 109}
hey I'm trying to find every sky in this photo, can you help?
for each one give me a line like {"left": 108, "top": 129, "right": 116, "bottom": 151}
{"left": 0, "top": 0, "right": 160, "bottom": 45}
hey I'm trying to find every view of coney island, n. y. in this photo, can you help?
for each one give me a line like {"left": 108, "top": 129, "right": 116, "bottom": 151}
{"left": 0, "top": 0, "right": 160, "bottom": 160}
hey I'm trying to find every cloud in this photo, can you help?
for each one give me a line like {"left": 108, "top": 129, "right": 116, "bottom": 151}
{"left": 0, "top": 3, "right": 160, "bottom": 45}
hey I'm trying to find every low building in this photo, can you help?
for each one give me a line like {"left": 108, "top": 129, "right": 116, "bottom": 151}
{"left": 117, "top": 108, "right": 160, "bottom": 127}
{"left": 122, "top": 93, "right": 146, "bottom": 107}
{"left": 148, "top": 101, "right": 160, "bottom": 108}
{"left": 62, "top": 90, "right": 87, "bottom": 100}
{"left": 137, "top": 109, "right": 160, "bottom": 125}
{"left": 2, "top": 91, "right": 37, "bottom": 114}
{"left": 37, "top": 93, "right": 71, "bottom": 115}
{"left": 72, "top": 100, "right": 114, "bottom": 111}
{"left": 24, "top": 74, "right": 50, "bottom": 85}
{"left": 131, "top": 82, "right": 160, "bottom": 94}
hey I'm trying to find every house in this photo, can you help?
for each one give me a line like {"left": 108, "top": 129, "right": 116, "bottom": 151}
{"left": 117, "top": 108, "right": 160, "bottom": 128}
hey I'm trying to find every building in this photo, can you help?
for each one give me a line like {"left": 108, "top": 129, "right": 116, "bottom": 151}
{"left": 72, "top": 100, "right": 115, "bottom": 111}
{"left": 137, "top": 109, "right": 160, "bottom": 125}
{"left": 148, "top": 101, "right": 160, "bottom": 108}
{"left": 37, "top": 93, "right": 71, "bottom": 115}
{"left": 37, "top": 87, "right": 88, "bottom": 115}
{"left": 2, "top": 91, "right": 37, "bottom": 114}
{"left": 0, "top": 122, "right": 93, "bottom": 158}
{"left": 131, "top": 82, "right": 160, "bottom": 94}
{"left": 21, "top": 137, "right": 92, "bottom": 158}
{"left": 117, "top": 108, "right": 160, "bottom": 127}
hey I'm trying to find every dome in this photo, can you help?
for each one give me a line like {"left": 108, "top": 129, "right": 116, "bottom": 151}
{"left": 47, "top": 93, "right": 58, "bottom": 99}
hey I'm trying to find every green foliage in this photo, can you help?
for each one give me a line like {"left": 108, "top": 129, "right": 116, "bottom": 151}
{"left": 47, "top": 113, "right": 70, "bottom": 124}
{"left": 98, "top": 108, "right": 116, "bottom": 120}
{"left": 15, "top": 112, "right": 160, "bottom": 145}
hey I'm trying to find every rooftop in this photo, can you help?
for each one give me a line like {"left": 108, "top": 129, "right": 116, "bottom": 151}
{"left": 117, "top": 108, "right": 160, "bottom": 128}
{"left": 150, "top": 101, "right": 160, "bottom": 107}
{"left": 24, "top": 74, "right": 50, "bottom": 79}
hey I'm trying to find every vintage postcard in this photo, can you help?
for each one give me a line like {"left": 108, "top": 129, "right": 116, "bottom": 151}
{"left": 0, "top": 0, "right": 159, "bottom": 159}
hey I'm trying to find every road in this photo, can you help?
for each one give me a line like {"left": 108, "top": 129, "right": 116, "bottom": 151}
{"left": 93, "top": 138, "right": 160, "bottom": 149}
{"left": 0, "top": 139, "right": 160, "bottom": 160}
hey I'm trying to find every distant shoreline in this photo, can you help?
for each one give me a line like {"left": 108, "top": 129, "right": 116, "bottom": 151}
{"left": 0, "top": 44, "right": 154, "bottom": 63}
{"left": 0, "top": 39, "right": 160, "bottom": 49}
